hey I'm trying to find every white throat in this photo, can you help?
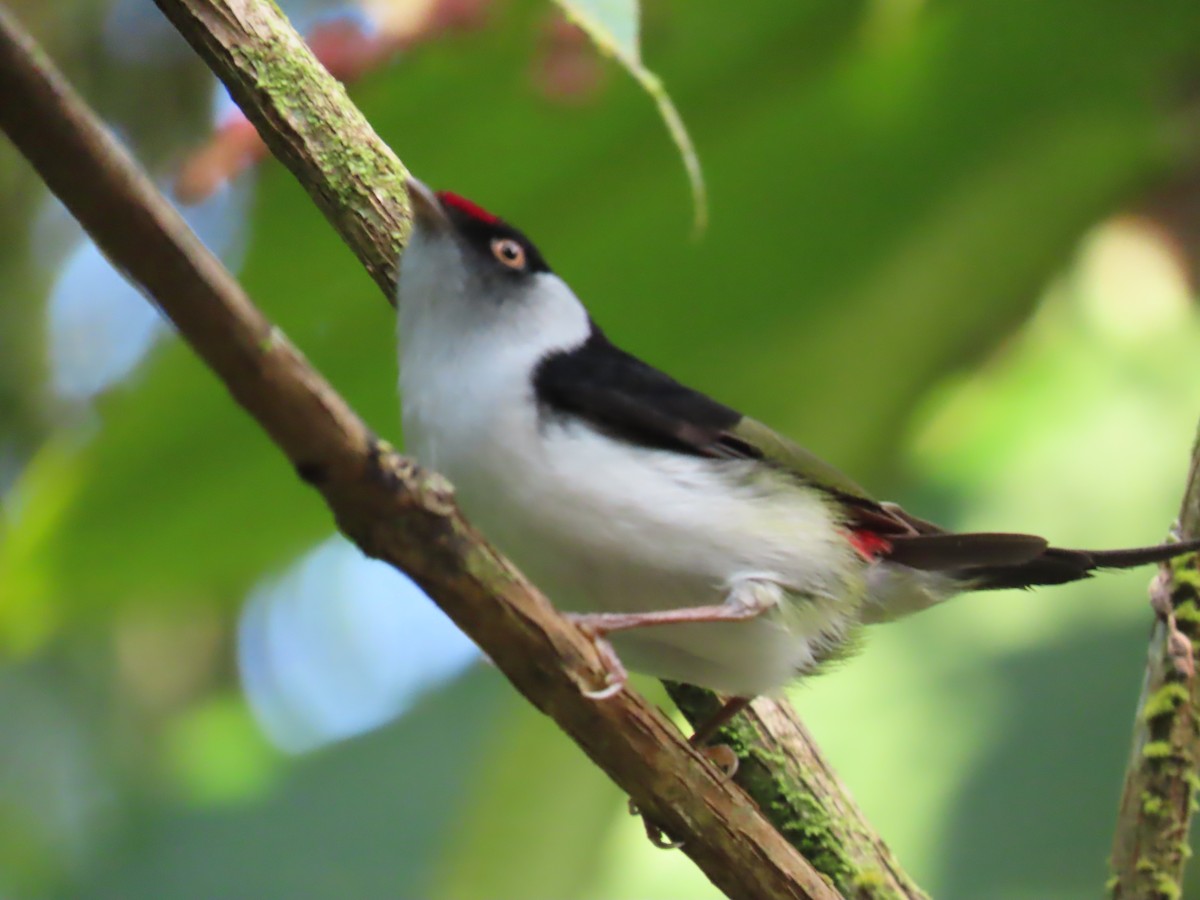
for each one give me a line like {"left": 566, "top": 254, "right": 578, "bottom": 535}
{"left": 396, "top": 226, "right": 591, "bottom": 476}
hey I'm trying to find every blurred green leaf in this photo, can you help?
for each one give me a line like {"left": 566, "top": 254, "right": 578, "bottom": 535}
{"left": 800, "top": 254, "right": 1200, "bottom": 894}
{"left": 161, "top": 693, "right": 279, "bottom": 807}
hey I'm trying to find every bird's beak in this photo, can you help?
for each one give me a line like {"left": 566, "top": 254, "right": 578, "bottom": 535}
{"left": 406, "top": 176, "right": 451, "bottom": 234}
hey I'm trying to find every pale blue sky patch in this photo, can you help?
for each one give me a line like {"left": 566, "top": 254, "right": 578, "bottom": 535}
{"left": 44, "top": 172, "right": 253, "bottom": 401}
{"left": 238, "top": 535, "right": 480, "bottom": 753}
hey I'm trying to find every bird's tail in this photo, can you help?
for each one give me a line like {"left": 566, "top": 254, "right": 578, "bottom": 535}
{"left": 960, "top": 539, "right": 1200, "bottom": 591}
{"left": 877, "top": 523, "right": 1200, "bottom": 590}
{"left": 862, "top": 530, "right": 1200, "bottom": 625}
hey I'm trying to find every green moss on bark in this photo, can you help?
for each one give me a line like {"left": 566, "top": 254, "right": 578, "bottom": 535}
{"left": 666, "top": 682, "right": 926, "bottom": 899}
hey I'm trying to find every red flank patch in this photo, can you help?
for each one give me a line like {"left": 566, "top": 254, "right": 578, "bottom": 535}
{"left": 846, "top": 529, "right": 893, "bottom": 562}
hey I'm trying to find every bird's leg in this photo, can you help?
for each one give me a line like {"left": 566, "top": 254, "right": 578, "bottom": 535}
{"left": 567, "top": 579, "right": 780, "bottom": 705}
{"left": 590, "top": 584, "right": 774, "bottom": 851}
{"left": 690, "top": 696, "right": 751, "bottom": 748}
{"left": 567, "top": 591, "right": 779, "bottom": 636}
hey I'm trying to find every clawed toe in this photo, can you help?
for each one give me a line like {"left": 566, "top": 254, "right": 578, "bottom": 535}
{"left": 581, "top": 678, "right": 624, "bottom": 700}
{"left": 699, "top": 743, "right": 740, "bottom": 781}
{"left": 643, "top": 818, "right": 684, "bottom": 850}
{"left": 566, "top": 614, "right": 628, "bottom": 700}
{"left": 628, "top": 799, "right": 684, "bottom": 849}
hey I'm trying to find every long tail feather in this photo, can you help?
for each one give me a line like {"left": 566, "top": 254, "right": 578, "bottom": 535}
{"left": 961, "top": 538, "right": 1200, "bottom": 591}
{"left": 886, "top": 532, "right": 1048, "bottom": 570}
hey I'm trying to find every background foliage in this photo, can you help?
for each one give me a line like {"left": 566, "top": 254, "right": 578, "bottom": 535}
{"left": 3, "top": 0, "right": 1200, "bottom": 897}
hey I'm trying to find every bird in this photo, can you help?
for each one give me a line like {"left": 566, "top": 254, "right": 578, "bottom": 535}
{"left": 396, "top": 176, "right": 1199, "bottom": 736}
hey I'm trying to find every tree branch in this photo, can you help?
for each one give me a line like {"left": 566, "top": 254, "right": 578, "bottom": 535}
{"left": 0, "top": 1, "right": 926, "bottom": 896}
{"left": 669, "top": 686, "right": 930, "bottom": 900}
{"left": 1110, "top": 429, "right": 1200, "bottom": 899}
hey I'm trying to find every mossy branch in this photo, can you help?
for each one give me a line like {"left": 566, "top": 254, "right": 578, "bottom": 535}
{"left": 1109, "top": 428, "right": 1200, "bottom": 899}
{"left": 669, "top": 686, "right": 929, "bottom": 900}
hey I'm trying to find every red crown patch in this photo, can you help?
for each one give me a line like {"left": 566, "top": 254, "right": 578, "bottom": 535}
{"left": 437, "top": 191, "right": 499, "bottom": 225}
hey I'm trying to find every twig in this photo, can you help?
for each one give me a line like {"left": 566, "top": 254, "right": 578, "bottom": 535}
{"left": 0, "top": 7, "right": 839, "bottom": 899}
{"left": 1109, "top": 426, "right": 1200, "bottom": 899}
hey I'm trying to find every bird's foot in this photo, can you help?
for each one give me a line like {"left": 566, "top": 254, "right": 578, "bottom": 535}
{"left": 625, "top": 799, "right": 684, "bottom": 849}
{"left": 643, "top": 815, "right": 685, "bottom": 850}
{"left": 696, "top": 743, "right": 739, "bottom": 781}
{"left": 565, "top": 613, "right": 628, "bottom": 700}
{"left": 564, "top": 602, "right": 769, "bottom": 701}
{"left": 680, "top": 695, "right": 749, "bottom": 782}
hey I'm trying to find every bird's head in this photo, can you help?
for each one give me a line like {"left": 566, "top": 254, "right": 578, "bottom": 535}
{"left": 398, "top": 177, "right": 587, "bottom": 353}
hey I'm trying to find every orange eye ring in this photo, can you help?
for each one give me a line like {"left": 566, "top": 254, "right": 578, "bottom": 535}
{"left": 491, "top": 237, "right": 526, "bottom": 270}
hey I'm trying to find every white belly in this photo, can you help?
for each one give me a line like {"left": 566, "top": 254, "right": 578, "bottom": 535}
{"left": 402, "top": 374, "right": 868, "bottom": 695}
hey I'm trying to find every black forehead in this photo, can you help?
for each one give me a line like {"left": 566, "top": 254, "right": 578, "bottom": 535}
{"left": 438, "top": 192, "right": 552, "bottom": 275}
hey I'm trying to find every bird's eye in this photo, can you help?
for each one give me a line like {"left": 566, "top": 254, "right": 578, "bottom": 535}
{"left": 491, "top": 237, "right": 526, "bottom": 270}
